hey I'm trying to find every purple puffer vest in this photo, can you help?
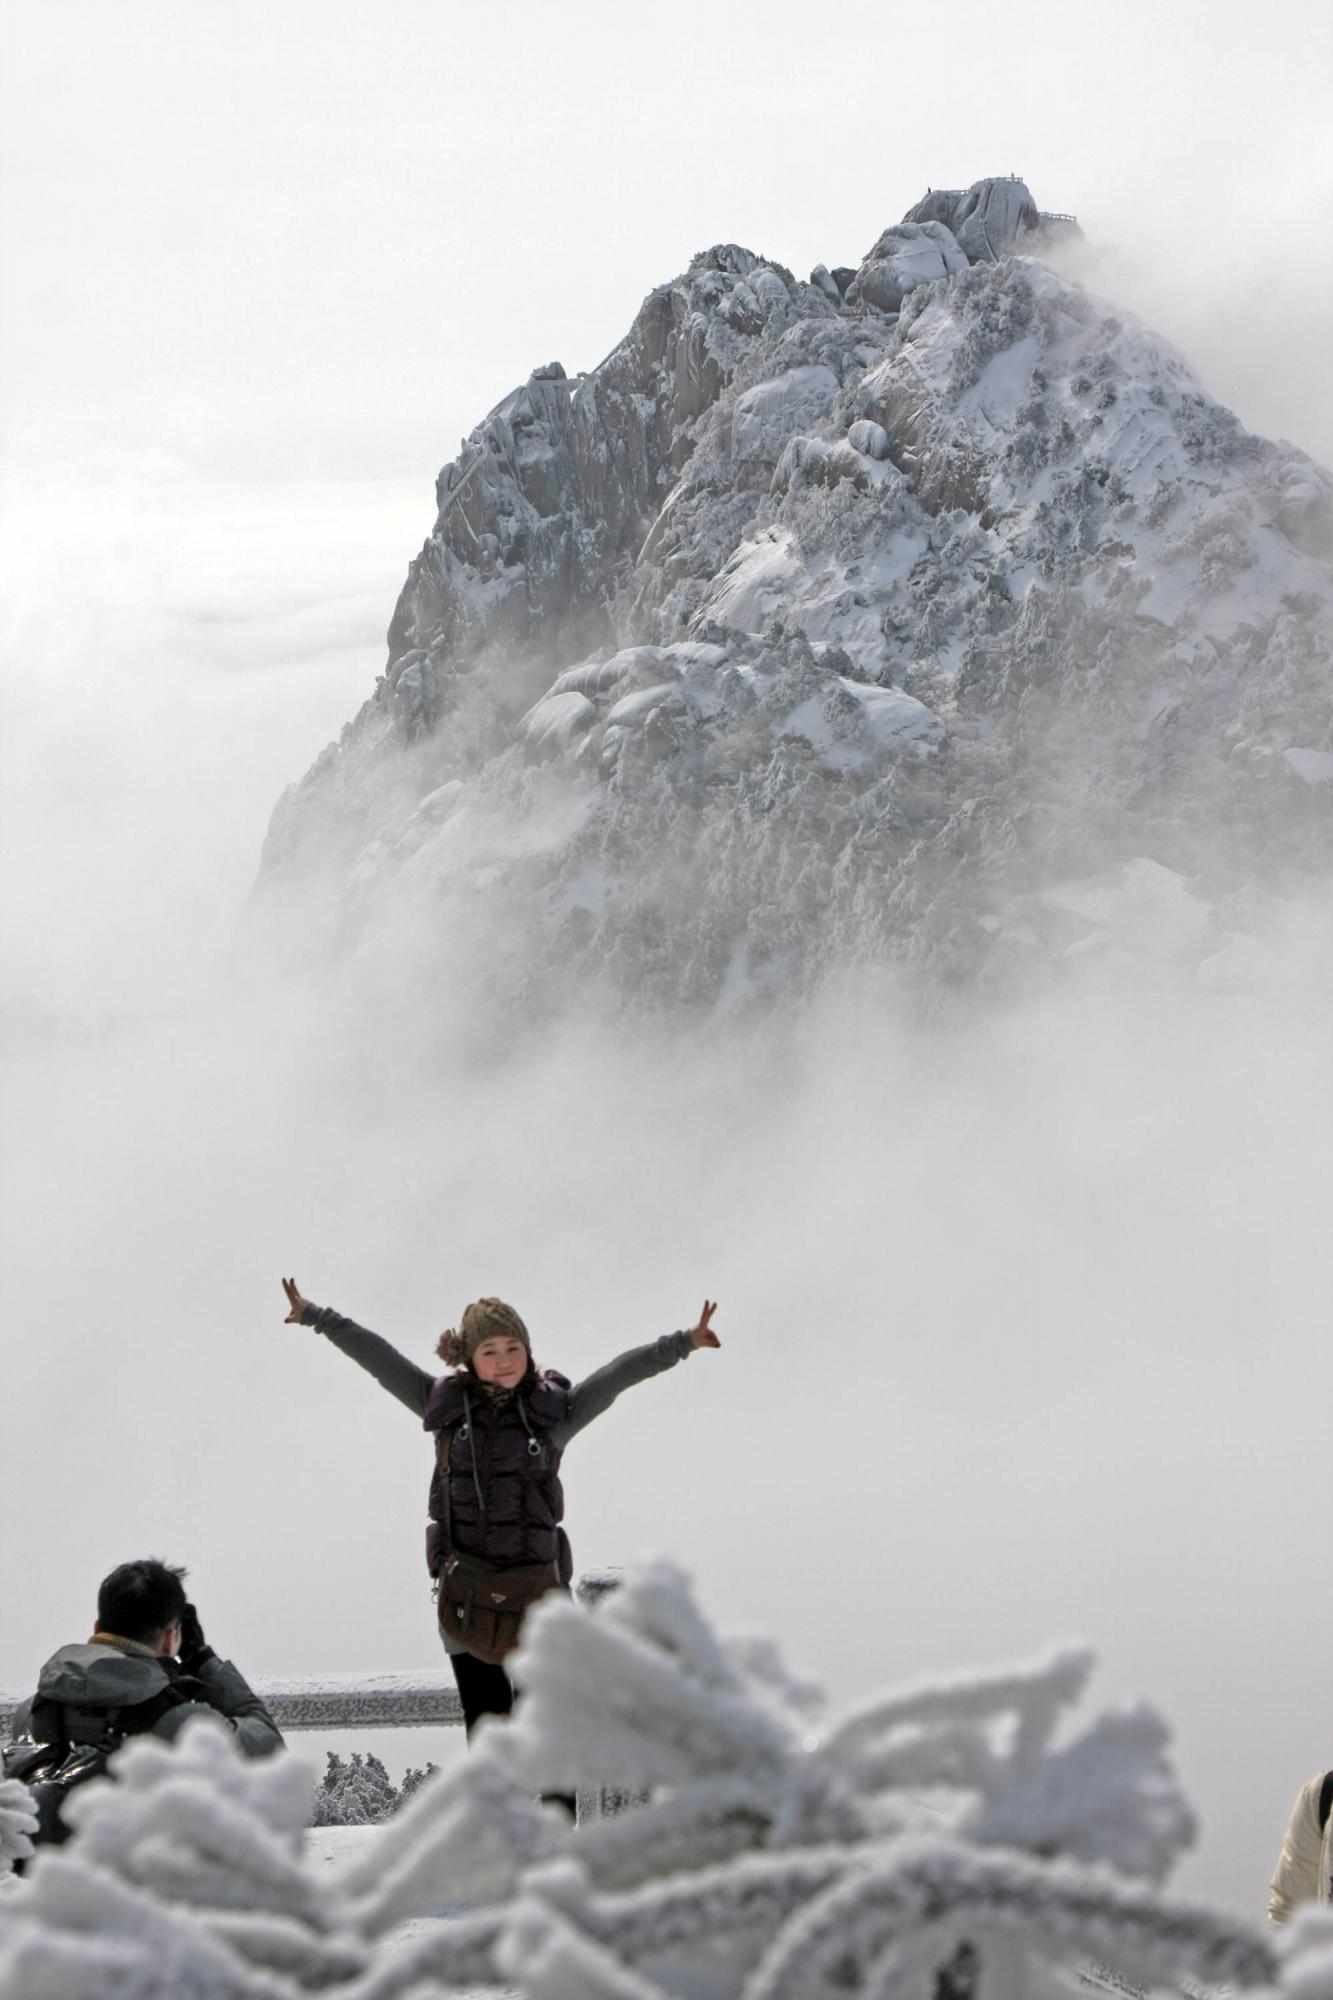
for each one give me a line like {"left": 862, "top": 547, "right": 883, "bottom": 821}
{"left": 423, "top": 1370, "right": 572, "bottom": 1581}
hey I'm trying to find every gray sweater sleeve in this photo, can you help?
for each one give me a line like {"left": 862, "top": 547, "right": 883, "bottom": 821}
{"left": 299, "top": 1304, "right": 435, "bottom": 1419}
{"left": 157, "top": 1657, "right": 285, "bottom": 1759}
{"left": 555, "top": 1332, "right": 693, "bottom": 1448}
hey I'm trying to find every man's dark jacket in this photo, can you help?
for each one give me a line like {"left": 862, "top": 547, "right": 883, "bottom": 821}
{"left": 10, "top": 1635, "right": 283, "bottom": 1759}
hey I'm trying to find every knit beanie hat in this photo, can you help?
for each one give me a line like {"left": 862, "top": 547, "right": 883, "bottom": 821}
{"left": 436, "top": 1298, "right": 532, "bottom": 1370}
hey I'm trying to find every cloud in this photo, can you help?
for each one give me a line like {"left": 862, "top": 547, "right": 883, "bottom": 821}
{"left": 0, "top": 451, "right": 424, "bottom": 1015}
{"left": 3, "top": 528, "right": 1330, "bottom": 1914}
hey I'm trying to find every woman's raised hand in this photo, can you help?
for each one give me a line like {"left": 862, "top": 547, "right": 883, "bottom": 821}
{"left": 689, "top": 1300, "right": 720, "bottom": 1349}
{"left": 281, "top": 1277, "right": 309, "bottom": 1325}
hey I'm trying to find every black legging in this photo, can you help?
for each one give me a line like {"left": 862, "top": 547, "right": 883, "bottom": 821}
{"left": 448, "top": 1650, "right": 514, "bottom": 1738}
{"left": 447, "top": 1650, "right": 575, "bottom": 1817}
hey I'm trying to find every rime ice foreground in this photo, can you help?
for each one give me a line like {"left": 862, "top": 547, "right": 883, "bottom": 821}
{"left": 4, "top": 1563, "right": 1332, "bottom": 1999}
{"left": 257, "top": 175, "right": 1333, "bottom": 1012}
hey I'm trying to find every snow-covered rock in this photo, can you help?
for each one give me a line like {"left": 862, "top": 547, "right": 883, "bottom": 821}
{"left": 904, "top": 176, "right": 1046, "bottom": 262}
{"left": 847, "top": 419, "right": 891, "bottom": 460}
{"left": 256, "top": 176, "right": 1333, "bottom": 1013}
{"left": 731, "top": 365, "right": 841, "bottom": 481}
{"left": 845, "top": 221, "right": 968, "bottom": 314}
{"left": 951, "top": 175, "right": 1042, "bottom": 261}
{"left": 809, "top": 263, "right": 842, "bottom": 306}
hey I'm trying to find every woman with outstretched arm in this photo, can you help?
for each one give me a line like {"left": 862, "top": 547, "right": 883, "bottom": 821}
{"left": 280, "top": 1278, "right": 720, "bottom": 1739}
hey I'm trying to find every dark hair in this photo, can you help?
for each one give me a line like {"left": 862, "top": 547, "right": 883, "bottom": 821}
{"left": 96, "top": 1559, "right": 188, "bottom": 1644}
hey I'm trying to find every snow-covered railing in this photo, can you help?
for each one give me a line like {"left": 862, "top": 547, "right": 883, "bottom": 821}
{"left": 259, "top": 1672, "right": 463, "bottom": 1733}
{"left": 0, "top": 1673, "right": 463, "bottom": 1740}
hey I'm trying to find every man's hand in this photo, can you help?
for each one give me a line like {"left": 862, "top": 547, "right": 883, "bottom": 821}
{"left": 281, "top": 1277, "right": 308, "bottom": 1324}
{"left": 177, "top": 1602, "right": 215, "bottom": 1673}
{"left": 689, "top": 1300, "right": 720, "bottom": 1349}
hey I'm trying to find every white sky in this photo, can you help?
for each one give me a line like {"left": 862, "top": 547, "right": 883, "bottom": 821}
{"left": 2, "top": 0, "right": 1331, "bottom": 1924}
{"left": 3, "top": 0, "right": 1332, "bottom": 478}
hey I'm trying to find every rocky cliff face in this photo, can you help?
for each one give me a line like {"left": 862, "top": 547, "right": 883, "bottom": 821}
{"left": 259, "top": 177, "right": 1333, "bottom": 1012}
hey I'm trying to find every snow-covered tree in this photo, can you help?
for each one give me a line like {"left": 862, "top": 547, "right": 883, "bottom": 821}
{"left": 310, "top": 1752, "right": 397, "bottom": 1828}
{"left": 308, "top": 1750, "right": 443, "bottom": 1826}
{"left": 395, "top": 1761, "right": 441, "bottom": 1809}
{"left": 0, "top": 1560, "right": 1317, "bottom": 2000}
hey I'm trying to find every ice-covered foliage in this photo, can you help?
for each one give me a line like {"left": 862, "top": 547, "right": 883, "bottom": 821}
{"left": 308, "top": 1751, "right": 440, "bottom": 1827}
{"left": 1279, "top": 1909, "right": 1333, "bottom": 2000}
{"left": 0, "top": 1715, "right": 560, "bottom": 1995}
{"left": 256, "top": 175, "right": 1333, "bottom": 1015}
{"left": 1, "top": 1561, "right": 1301, "bottom": 1998}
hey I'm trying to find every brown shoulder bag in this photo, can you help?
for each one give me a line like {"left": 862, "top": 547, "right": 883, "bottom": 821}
{"left": 438, "top": 1547, "right": 565, "bottom": 1665}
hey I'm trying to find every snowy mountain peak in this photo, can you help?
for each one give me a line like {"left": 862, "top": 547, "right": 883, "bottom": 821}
{"left": 259, "top": 179, "right": 1332, "bottom": 1010}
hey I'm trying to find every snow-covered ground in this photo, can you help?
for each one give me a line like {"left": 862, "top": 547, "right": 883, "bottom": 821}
{"left": 305, "top": 1823, "right": 381, "bottom": 1869}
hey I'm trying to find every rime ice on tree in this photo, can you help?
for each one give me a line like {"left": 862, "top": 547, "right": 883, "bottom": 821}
{"left": 3, "top": 1559, "right": 1325, "bottom": 1999}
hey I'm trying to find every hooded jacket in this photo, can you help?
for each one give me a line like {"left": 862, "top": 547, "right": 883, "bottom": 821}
{"left": 1269, "top": 1772, "right": 1333, "bottom": 1922}
{"left": 9, "top": 1636, "right": 283, "bottom": 1761}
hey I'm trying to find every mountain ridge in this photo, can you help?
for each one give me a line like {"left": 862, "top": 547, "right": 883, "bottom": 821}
{"left": 257, "top": 177, "right": 1333, "bottom": 1011}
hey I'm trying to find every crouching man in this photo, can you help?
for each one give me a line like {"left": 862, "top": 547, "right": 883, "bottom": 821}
{"left": 5, "top": 1557, "right": 283, "bottom": 1849}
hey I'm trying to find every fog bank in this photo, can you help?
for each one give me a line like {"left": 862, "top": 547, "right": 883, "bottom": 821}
{"left": 1, "top": 479, "right": 1329, "bottom": 1924}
